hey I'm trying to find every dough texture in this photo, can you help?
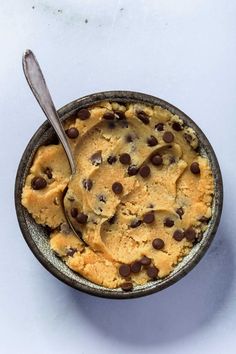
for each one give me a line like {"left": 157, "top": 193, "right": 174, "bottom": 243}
{"left": 22, "top": 101, "right": 214, "bottom": 289}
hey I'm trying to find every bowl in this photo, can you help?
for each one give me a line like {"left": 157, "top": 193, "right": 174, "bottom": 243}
{"left": 15, "top": 91, "right": 223, "bottom": 299}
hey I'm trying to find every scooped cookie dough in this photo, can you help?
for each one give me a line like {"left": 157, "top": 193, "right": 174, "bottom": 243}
{"left": 22, "top": 101, "right": 214, "bottom": 290}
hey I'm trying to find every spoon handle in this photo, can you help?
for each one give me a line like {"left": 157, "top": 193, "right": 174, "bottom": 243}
{"left": 22, "top": 49, "right": 76, "bottom": 175}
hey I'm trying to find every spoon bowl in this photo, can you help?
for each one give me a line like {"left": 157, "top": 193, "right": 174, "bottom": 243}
{"left": 15, "top": 89, "right": 223, "bottom": 298}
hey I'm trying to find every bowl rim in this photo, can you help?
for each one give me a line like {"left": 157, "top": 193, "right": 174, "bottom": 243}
{"left": 15, "top": 90, "right": 223, "bottom": 299}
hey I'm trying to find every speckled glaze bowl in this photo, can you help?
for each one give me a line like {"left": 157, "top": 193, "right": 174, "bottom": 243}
{"left": 15, "top": 91, "right": 223, "bottom": 299}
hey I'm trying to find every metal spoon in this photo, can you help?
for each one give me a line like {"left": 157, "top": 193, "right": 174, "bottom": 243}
{"left": 22, "top": 49, "right": 85, "bottom": 242}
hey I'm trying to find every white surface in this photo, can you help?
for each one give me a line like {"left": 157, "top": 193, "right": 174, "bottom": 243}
{"left": 1, "top": 1, "right": 236, "bottom": 353}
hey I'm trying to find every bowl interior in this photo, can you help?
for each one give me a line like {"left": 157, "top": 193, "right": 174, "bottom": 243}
{"left": 15, "top": 91, "right": 223, "bottom": 299}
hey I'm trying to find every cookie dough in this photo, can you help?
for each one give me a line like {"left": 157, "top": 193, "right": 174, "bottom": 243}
{"left": 22, "top": 101, "right": 214, "bottom": 290}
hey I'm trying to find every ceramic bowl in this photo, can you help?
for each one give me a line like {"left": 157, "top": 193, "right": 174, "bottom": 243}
{"left": 15, "top": 91, "right": 223, "bottom": 299}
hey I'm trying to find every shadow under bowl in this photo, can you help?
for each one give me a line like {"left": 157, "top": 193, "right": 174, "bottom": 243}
{"left": 15, "top": 91, "right": 223, "bottom": 299}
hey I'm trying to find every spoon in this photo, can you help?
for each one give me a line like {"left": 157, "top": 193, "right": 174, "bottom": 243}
{"left": 22, "top": 49, "right": 85, "bottom": 243}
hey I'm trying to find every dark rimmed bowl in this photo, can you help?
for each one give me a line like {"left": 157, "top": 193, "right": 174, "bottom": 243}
{"left": 15, "top": 91, "right": 223, "bottom": 299}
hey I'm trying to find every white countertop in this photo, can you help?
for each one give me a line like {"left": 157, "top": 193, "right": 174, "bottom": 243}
{"left": 1, "top": 1, "right": 236, "bottom": 353}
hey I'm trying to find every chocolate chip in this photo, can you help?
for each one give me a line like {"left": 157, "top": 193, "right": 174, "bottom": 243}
{"left": 82, "top": 178, "right": 93, "bottom": 191}
{"left": 147, "top": 135, "right": 158, "bottom": 147}
{"left": 76, "top": 212, "right": 88, "bottom": 224}
{"left": 119, "top": 153, "right": 131, "bottom": 165}
{"left": 44, "top": 167, "right": 52, "bottom": 179}
{"left": 90, "top": 151, "right": 102, "bottom": 166}
{"left": 137, "top": 111, "right": 149, "bottom": 124}
{"left": 152, "top": 238, "right": 165, "bottom": 250}
{"left": 108, "top": 214, "right": 116, "bottom": 224}
{"left": 71, "top": 208, "right": 78, "bottom": 218}
{"left": 163, "top": 131, "right": 174, "bottom": 143}
{"left": 107, "top": 155, "right": 117, "bottom": 164}
{"left": 164, "top": 218, "right": 174, "bottom": 227}
{"left": 103, "top": 112, "right": 115, "bottom": 120}
{"left": 77, "top": 108, "right": 90, "bottom": 120}
{"left": 172, "top": 122, "right": 182, "bottom": 131}
{"left": 143, "top": 212, "right": 155, "bottom": 224}
{"left": 184, "top": 227, "right": 196, "bottom": 241}
{"left": 130, "top": 261, "right": 141, "bottom": 273}
{"left": 151, "top": 154, "right": 163, "bottom": 166}
{"left": 98, "top": 194, "right": 106, "bottom": 203}
{"left": 130, "top": 219, "right": 142, "bottom": 228}
{"left": 139, "top": 165, "right": 151, "bottom": 178}
{"left": 140, "top": 256, "right": 151, "bottom": 266}
{"left": 112, "top": 182, "right": 123, "bottom": 194}
{"left": 119, "top": 264, "right": 131, "bottom": 277}
{"left": 126, "top": 134, "right": 133, "bottom": 143}
{"left": 31, "top": 176, "right": 47, "bottom": 190}
{"left": 173, "top": 229, "right": 184, "bottom": 241}
{"left": 190, "top": 162, "right": 200, "bottom": 174}
{"left": 176, "top": 207, "right": 184, "bottom": 219}
{"left": 155, "top": 123, "right": 164, "bottom": 131}
{"left": 115, "top": 111, "right": 126, "bottom": 120}
{"left": 128, "top": 165, "right": 139, "bottom": 176}
{"left": 199, "top": 216, "right": 210, "bottom": 223}
{"left": 67, "top": 248, "right": 77, "bottom": 257}
{"left": 121, "top": 282, "right": 133, "bottom": 291}
{"left": 147, "top": 266, "right": 159, "bottom": 279}
{"left": 184, "top": 133, "right": 192, "bottom": 143}
{"left": 65, "top": 127, "right": 79, "bottom": 139}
